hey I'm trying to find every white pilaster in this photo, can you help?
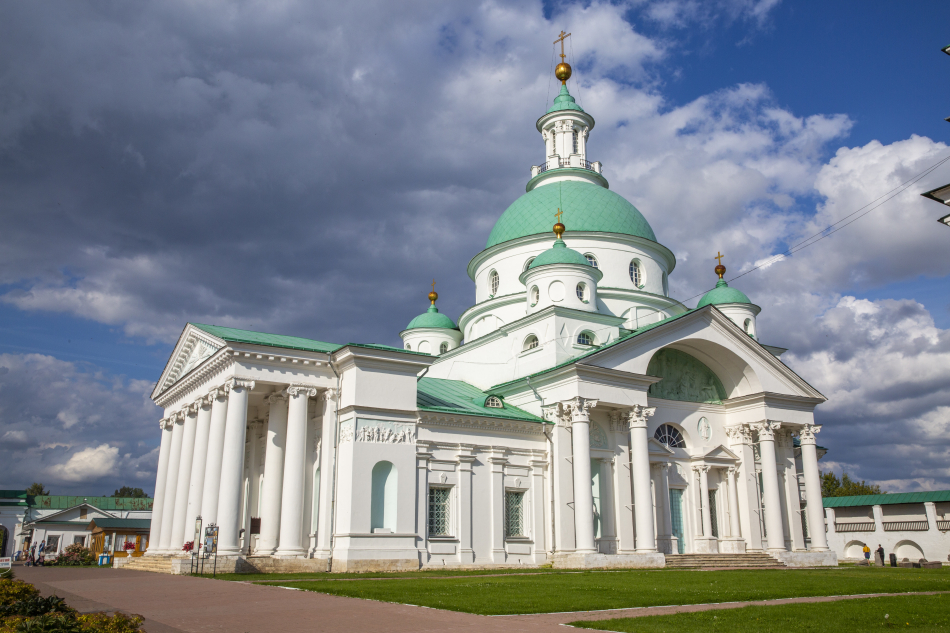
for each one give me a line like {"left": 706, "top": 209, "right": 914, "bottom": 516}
{"left": 597, "top": 457, "right": 616, "bottom": 552}
{"left": 276, "top": 384, "right": 315, "bottom": 558}
{"left": 242, "top": 419, "right": 263, "bottom": 554}
{"left": 313, "top": 389, "right": 338, "bottom": 559}
{"left": 752, "top": 421, "right": 787, "bottom": 553}
{"left": 200, "top": 387, "right": 229, "bottom": 527}
{"left": 567, "top": 397, "right": 598, "bottom": 553}
{"left": 169, "top": 403, "right": 200, "bottom": 552}
{"left": 157, "top": 412, "right": 185, "bottom": 553}
{"left": 628, "top": 405, "right": 656, "bottom": 553}
{"left": 489, "top": 449, "right": 508, "bottom": 563}
{"left": 698, "top": 466, "right": 713, "bottom": 538}
{"left": 727, "top": 466, "right": 742, "bottom": 538}
{"left": 530, "top": 459, "right": 547, "bottom": 562}
{"left": 457, "top": 450, "right": 476, "bottom": 564}
{"left": 653, "top": 462, "right": 675, "bottom": 554}
{"left": 416, "top": 449, "right": 431, "bottom": 560}
{"left": 727, "top": 424, "right": 762, "bottom": 551}
{"left": 611, "top": 412, "right": 636, "bottom": 554}
{"left": 216, "top": 378, "right": 254, "bottom": 557}
{"left": 184, "top": 396, "right": 213, "bottom": 547}
{"left": 146, "top": 418, "right": 174, "bottom": 555}
{"left": 798, "top": 424, "right": 829, "bottom": 551}
{"left": 257, "top": 392, "right": 288, "bottom": 555}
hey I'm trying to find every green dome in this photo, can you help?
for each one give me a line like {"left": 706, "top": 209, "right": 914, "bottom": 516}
{"left": 486, "top": 181, "right": 656, "bottom": 248}
{"left": 546, "top": 84, "right": 585, "bottom": 114}
{"left": 406, "top": 305, "right": 458, "bottom": 330}
{"left": 696, "top": 279, "right": 752, "bottom": 308}
{"left": 528, "top": 238, "right": 591, "bottom": 269}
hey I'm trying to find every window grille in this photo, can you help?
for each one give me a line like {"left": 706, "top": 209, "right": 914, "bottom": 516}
{"left": 577, "top": 332, "right": 593, "bottom": 346}
{"left": 485, "top": 396, "right": 503, "bottom": 408}
{"left": 576, "top": 283, "right": 587, "bottom": 301}
{"left": 440, "top": 342, "right": 449, "bottom": 354}
{"left": 428, "top": 487, "right": 451, "bottom": 537}
{"left": 585, "top": 254, "right": 598, "bottom": 268}
{"left": 505, "top": 490, "right": 525, "bottom": 538}
{"left": 489, "top": 270, "right": 499, "bottom": 296}
{"left": 523, "top": 335, "right": 539, "bottom": 351}
{"left": 572, "top": 130, "right": 578, "bottom": 154}
{"left": 654, "top": 424, "right": 685, "bottom": 448}
{"left": 630, "top": 260, "right": 642, "bottom": 286}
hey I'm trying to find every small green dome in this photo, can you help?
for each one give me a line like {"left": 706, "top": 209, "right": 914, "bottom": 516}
{"left": 406, "top": 305, "right": 458, "bottom": 330}
{"left": 528, "top": 238, "right": 591, "bottom": 269}
{"left": 546, "top": 84, "right": 585, "bottom": 114}
{"left": 697, "top": 279, "right": 752, "bottom": 308}
{"left": 487, "top": 181, "right": 656, "bottom": 248}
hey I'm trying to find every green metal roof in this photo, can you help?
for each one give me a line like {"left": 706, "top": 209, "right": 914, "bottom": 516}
{"left": 0, "top": 490, "right": 27, "bottom": 498}
{"left": 528, "top": 238, "right": 592, "bottom": 269}
{"left": 29, "top": 496, "right": 153, "bottom": 511}
{"left": 192, "top": 323, "right": 340, "bottom": 353}
{"left": 486, "top": 181, "right": 656, "bottom": 248}
{"left": 89, "top": 518, "right": 152, "bottom": 530}
{"left": 417, "top": 377, "right": 544, "bottom": 422}
{"left": 405, "top": 305, "right": 458, "bottom": 330}
{"left": 823, "top": 490, "right": 950, "bottom": 508}
{"left": 696, "top": 279, "right": 752, "bottom": 308}
{"left": 546, "top": 83, "right": 585, "bottom": 114}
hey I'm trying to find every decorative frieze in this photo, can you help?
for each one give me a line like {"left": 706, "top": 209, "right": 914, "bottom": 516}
{"left": 724, "top": 424, "right": 753, "bottom": 445}
{"left": 355, "top": 420, "right": 416, "bottom": 444}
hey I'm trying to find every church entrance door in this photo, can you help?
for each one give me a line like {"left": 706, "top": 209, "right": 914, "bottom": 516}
{"left": 669, "top": 489, "right": 685, "bottom": 554}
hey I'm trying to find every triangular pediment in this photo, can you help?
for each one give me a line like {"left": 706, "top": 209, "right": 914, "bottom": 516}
{"left": 698, "top": 444, "right": 740, "bottom": 463}
{"left": 648, "top": 437, "right": 675, "bottom": 455}
{"left": 33, "top": 504, "right": 114, "bottom": 524}
{"left": 152, "top": 324, "right": 225, "bottom": 399}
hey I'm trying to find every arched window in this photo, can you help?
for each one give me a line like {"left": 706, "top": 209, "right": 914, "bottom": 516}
{"left": 489, "top": 270, "right": 499, "bottom": 296}
{"left": 371, "top": 461, "right": 398, "bottom": 532}
{"left": 630, "top": 260, "right": 643, "bottom": 287}
{"left": 523, "top": 334, "right": 539, "bottom": 351}
{"left": 577, "top": 331, "right": 594, "bottom": 346}
{"left": 405, "top": 344, "right": 411, "bottom": 350}
{"left": 485, "top": 396, "right": 503, "bottom": 408}
{"left": 585, "top": 253, "right": 598, "bottom": 268}
{"left": 654, "top": 424, "right": 685, "bottom": 448}
{"left": 576, "top": 282, "right": 588, "bottom": 302}
{"left": 530, "top": 286, "right": 539, "bottom": 306}
{"left": 523, "top": 257, "right": 535, "bottom": 272}
{"left": 744, "top": 319, "right": 754, "bottom": 337}
{"left": 419, "top": 340, "right": 431, "bottom": 355}
{"left": 439, "top": 341, "right": 449, "bottom": 354}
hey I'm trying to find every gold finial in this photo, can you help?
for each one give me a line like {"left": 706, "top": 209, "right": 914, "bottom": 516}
{"left": 554, "top": 31, "right": 572, "bottom": 84}
{"left": 553, "top": 208, "right": 565, "bottom": 238}
{"left": 428, "top": 279, "right": 438, "bottom": 304}
{"left": 714, "top": 252, "right": 726, "bottom": 279}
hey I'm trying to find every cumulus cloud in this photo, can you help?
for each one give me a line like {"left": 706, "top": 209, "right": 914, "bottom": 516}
{"left": 48, "top": 444, "right": 120, "bottom": 482}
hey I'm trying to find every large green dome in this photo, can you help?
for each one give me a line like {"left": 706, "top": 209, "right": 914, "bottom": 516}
{"left": 486, "top": 181, "right": 656, "bottom": 248}
{"left": 405, "top": 305, "right": 458, "bottom": 330}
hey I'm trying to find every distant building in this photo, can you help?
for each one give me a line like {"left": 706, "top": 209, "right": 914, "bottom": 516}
{"left": 824, "top": 491, "right": 950, "bottom": 563}
{"left": 921, "top": 184, "right": 950, "bottom": 228}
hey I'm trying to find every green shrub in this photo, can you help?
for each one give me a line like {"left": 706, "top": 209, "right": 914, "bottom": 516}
{"left": 0, "top": 582, "right": 39, "bottom": 607}
{"left": 76, "top": 613, "right": 144, "bottom": 633}
{"left": 49, "top": 546, "right": 94, "bottom": 568}
{"left": 13, "top": 614, "right": 81, "bottom": 633}
{"left": 0, "top": 596, "right": 72, "bottom": 617}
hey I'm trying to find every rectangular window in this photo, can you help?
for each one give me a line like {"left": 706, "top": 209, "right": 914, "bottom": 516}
{"left": 505, "top": 490, "right": 525, "bottom": 538}
{"left": 46, "top": 535, "right": 60, "bottom": 553}
{"left": 572, "top": 130, "right": 578, "bottom": 154}
{"left": 428, "top": 487, "right": 451, "bottom": 537}
{"left": 708, "top": 490, "right": 719, "bottom": 538}
{"left": 73, "top": 535, "right": 85, "bottom": 545}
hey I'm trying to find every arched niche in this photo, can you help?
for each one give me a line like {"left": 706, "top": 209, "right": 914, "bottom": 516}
{"left": 895, "top": 540, "right": 925, "bottom": 561}
{"left": 371, "top": 461, "right": 398, "bottom": 532}
{"left": 647, "top": 348, "right": 727, "bottom": 404}
{"left": 654, "top": 339, "right": 763, "bottom": 399}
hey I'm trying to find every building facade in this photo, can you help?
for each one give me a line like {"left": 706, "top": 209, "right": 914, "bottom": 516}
{"left": 144, "top": 55, "right": 836, "bottom": 571}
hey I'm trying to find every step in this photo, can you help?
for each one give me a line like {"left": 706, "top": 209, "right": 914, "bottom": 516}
{"left": 664, "top": 553, "right": 785, "bottom": 569}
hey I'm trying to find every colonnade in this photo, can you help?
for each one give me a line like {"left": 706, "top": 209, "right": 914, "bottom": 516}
{"left": 148, "top": 379, "right": 333, "bottom": 558}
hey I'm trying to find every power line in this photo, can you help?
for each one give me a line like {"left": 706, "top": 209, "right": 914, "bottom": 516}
{"left": 679, "top": 151, "right": 950, "bottom": 305}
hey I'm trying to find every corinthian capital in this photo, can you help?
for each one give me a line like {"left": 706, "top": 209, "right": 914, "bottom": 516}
{"left": 286, "top": 383, "right": 318, "bottom": 398}
{"left": 750, "top": 420, "right": 781, "bottom": 440}
{"left": 795, "top": 423, "right": 821, "bottom": 444}
{"left": 725, "top": 424, "right": 753, "bottom": 445}
{"left": 226, "top": 377, "right": 256, "bottom": 392}
{"left": 625, "top": 405, "right": 656, "bottom": 429}
{"left": 563, "top": 397, "right": 597, "bottom": 423}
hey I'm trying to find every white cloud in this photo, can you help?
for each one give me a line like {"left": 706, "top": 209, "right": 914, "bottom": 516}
{"left": 48, "top": 444, "right": 119, "bottom": 482}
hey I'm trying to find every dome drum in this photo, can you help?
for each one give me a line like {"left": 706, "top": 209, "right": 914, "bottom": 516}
{"left": 520, "top": 264, "right": 600, "bottom": 315}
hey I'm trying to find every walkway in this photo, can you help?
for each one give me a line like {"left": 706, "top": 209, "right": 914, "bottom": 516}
{"left": 15, "top": 567, "right": 947, "bottom": 632}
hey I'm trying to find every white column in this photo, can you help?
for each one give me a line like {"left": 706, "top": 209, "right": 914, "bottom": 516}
{"left": 169, "top": 403, "right": 200, "bottom": 552}
{"left": 568, "top": 397, "right": 597, "bottom": 553}
{"left": 598, "top": 458, "right": 616, "bottom": 551}
{"left": 698, "top": 466, "right": 713, "bottom": 538}
{"left": 798, "top": 424, "right": 829, "bottom": 551}
{"left": 727, "top": 466, "right": 742, "bottom": 538}
{"left": 146, "top": 418, "right": 174, "bottom": 555}
{"left": 611, "top": 412, "right": 636, "bottom": 554}
{"left": 577, "top": 127, "right": 588, "bottom": 158}
{"left": 727, "top": 424, "right": 762, "bottom": 551}
{"left": 199, "top": 387, "right": 229, "bottom": 527}
{"left": 157, "top": 412, "right": 185, "bottom": 553}
{"left": 314, "top": 389, "right": 338, "bottom": 559}
{"left": 257, "top": 392, "right": 288, "bottom": 555}
{"left": 752, "top": 421, "right": 786, "bottom": 553}
{"left": 242, "top": 419, "right": 263, "bottom": 554}
{"left": 216, "top": 378, "right": 254, "bottom": 557}
{"left": 628, "top": 405, "right": 657, "bottom": 552}
{"left": 276, "top": 384, "right": 315, "bottom": 557}
{"left": 530, "top": 459, "right": 547, "bottom": 561}
{"left": 184, "top": 396, "right": 214, "bottom": 546}
{"left": 653, "top": 462, "right": 674, "bottom": 554}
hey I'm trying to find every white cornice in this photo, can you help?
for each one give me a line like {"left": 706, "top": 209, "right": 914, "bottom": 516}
{"left": 722, "top": 391, "right": 825, "bottom": 412}
{"left": 418, "top": 412, "right": 548, "bottom": 437}
{"left": 154, "top": 347, "right": 234, "bottom": 408}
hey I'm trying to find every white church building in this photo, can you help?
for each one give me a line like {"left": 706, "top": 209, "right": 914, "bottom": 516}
{"left": 139, "top": 54, "right": 836, "bottom": 572}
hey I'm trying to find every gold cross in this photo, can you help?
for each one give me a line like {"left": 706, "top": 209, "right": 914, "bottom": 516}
{"left": 555, "top": 208, "right": 563, "bottom": 223}
{"left": 554, "top": 30, "right": 571, "bottom": 62}
{"left": 431, "top": 279, "right": 436, "bottom": 292}
{"left": 714, "top": 251, "right": 724, "bottom": 265}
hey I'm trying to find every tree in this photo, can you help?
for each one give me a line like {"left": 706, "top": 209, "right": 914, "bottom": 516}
{"left": 25, "top": 482, "right": 49, "bottom": 496}
{"left": 821, "top": 471, "right": 883, "bottom": 498}
{"left": 112, "top": 486, "right": 149, "bottom": 498}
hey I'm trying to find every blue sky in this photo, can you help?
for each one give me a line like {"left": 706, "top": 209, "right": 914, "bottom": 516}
{"left": 1, "top": 0, "right": 949, "bottom": 494}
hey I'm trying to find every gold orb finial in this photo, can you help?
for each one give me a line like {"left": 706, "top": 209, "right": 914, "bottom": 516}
{"left": 714, "top": 251, "right": 726, "bottom": 279}
{"left": 553, "top": 208, "right": 565, "bottom": 238}
{"left": 429, "top": 279, "right": 438, "bottom": 304}
{"left": 555, "top": 62, "right": 572, "bottom": 84}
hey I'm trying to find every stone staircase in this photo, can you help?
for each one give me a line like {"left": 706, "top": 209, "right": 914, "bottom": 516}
{"left": 120, "top": 555, "right": 179, "bottom": 574}
{"left": 664, "top": 553, "right": 785, "bottom": 569}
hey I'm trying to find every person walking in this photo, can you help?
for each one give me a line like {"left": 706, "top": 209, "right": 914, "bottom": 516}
{"left": 862, "top": 544, "right": 871, "bottom": 565}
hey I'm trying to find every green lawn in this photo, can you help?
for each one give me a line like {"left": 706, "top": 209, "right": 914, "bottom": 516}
{"left": 204, "top": 566, "right": 558, "bottom": 582}
{"left": 570, "top": 593, "right": 950, "bottom": 632}
{"left": 278, "top": 567, "right": 950, "bottom": 615}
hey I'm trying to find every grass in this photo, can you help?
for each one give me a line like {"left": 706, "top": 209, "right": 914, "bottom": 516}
{"left": 277, "top": 567, "right": 950, "bottom": 615}
{"left": 569, "top": 593, "right": 950, "bottom": 632}
{"left": 201, "top": 566, "right": 557, "bottom": 582}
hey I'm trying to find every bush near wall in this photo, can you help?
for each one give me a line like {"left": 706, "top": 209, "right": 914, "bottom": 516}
{"left": 49, "top": 545, "right": 95, "bottom": 567}
{"left": 0, "top": 579, "right": 142, "bottom": 633}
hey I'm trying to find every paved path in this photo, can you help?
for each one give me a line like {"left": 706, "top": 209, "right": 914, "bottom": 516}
{"left": 14, "top": 566, "right": 949, "bottom": 632}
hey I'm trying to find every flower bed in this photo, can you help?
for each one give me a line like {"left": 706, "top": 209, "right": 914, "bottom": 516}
{"left": 0, "top": 576, "right": 143, "bottom": 632}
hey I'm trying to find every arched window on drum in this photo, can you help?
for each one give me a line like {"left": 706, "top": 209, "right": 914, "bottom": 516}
{"left": 654, "top": 424, "right": 685, "bottom": 448}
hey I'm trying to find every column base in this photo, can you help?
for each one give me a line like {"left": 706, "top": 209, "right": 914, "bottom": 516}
{"left": 553, "top": 552, "right": 665, "bottom": 569}
{"left": 656, "top": 536, "right": 678, "bottom": 555}
{"left": 719, "top": 538, "right": 746, "bottom": 554}
{"left": 772, "top": 550, "right": 838, "bottom": 567}
{"left": 693, "top": 537, "right": 719, "bottom": 554}
{"left": 273, "top": 550, "right": 307, "bottom": 559}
